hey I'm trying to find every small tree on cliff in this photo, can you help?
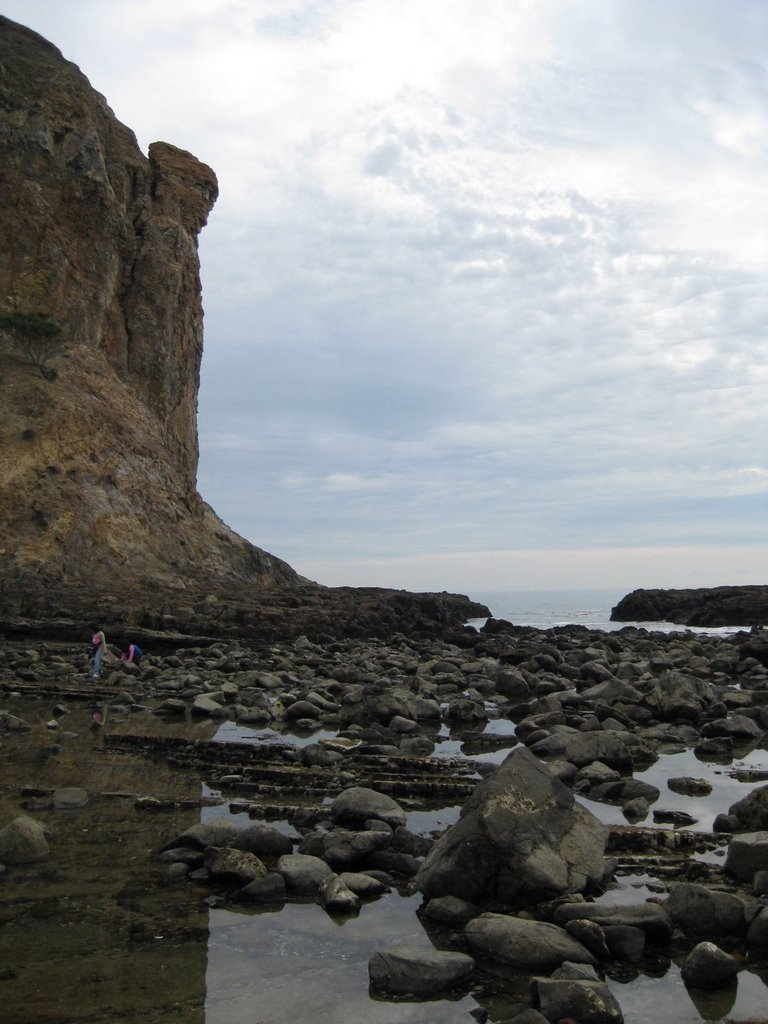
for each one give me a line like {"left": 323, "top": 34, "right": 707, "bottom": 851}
{"left": 0, "top": 311, "right": 64, "bottom": 380}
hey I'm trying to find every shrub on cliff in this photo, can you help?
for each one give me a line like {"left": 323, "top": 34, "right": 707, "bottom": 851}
{"left": 0, "top": 311, "right": 63, "bottom": 379}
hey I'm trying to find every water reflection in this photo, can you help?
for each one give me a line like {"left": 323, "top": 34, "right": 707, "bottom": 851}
{"left": 3, "top": 697, "right": 768, "bottom": 1024}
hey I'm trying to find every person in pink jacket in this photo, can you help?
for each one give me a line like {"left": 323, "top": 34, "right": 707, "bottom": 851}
{"left": 90, "top": 626, "right": 107, "bottom": 678}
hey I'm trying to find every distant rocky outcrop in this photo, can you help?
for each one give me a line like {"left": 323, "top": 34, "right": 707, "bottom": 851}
{"left": 0, "top": 17, "right": 487, "bottom": 639}
{"left": 610, "top": 586, "right": 768, "bottom": 628}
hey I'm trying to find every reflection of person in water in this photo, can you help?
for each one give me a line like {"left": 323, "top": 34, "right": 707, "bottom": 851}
{"left": 91, "top": 703, "right": 108, "bottom": 728}
{"left": 91, "top": 626, "right": 107, "bottom": 678}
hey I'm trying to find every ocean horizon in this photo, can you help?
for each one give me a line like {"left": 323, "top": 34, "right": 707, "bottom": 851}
{"left": 465, "top": 586, "right": 752, "bottom": 636}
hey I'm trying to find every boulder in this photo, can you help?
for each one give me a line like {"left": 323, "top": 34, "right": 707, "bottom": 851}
{"left": 746, "top": 905, "right": 768, "bottom": 952}
{"left": 330, "top": 787, "right": 406, "bottom": 829}
{"left": 231, "top": 823, "right": 294, "bottom": 861}
{"left": 554, "top": 902, "right": 673, "bottom": 940}
{"left": 0, "top": 816, "right": 50, "bottom": 863}
{"left": 681, "top": 941, "right": 739, "bottom": 988}
{"left": 662, "top": 883, "right": 747, "bottom": 939}
{"left": 726, "top": 786, "right": 768, "bottom": 832}
{"left": 318, "top": 873, "right": 361, "bottom": 914}
{"left": 204, "top": 847, "right": 267, "bottom": 886}
{"left": 162, "top": 819, "right": 241, "bottom": 851}
{"left": 298, "top": 828, "right": 391, "bottom": 869}
{"left": 336, "top": 871, "right": 390, "bottom": 898}
{"left": 368, "top": 943, "right": 475, "bottom": 997}
{"left": 52, "top": 787, "right": 88, "bottom": 810}
{"left": 531, "top": 977, "right": 624, "bottom": 1023}
{"left": 234, "top": 872, "right": 286, "bottom": 903}
{"left": 414, "top": 748, "right": 607, "bottom": 905}
{"left": 276, "top": 853, "right": 334, "bottom": 894}
{"left": 724, "top": 832, "right": 768, "bottom": 882}
{"left": 465, "top": 914, "right": 596, "bottom": 971}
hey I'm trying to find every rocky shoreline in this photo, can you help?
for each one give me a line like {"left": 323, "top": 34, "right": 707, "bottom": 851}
{"left": 2, "top": 617, "right": 768, "bottom": 1022}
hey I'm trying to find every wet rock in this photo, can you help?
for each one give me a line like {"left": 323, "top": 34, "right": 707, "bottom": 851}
{"left": 298, "top": 828, "right": 391, "bottom": 869}
{"left": 746, "top": 905, "right": 768, "bottom": 952}
{"left": 563, "top": 918, "right": 611, "bottom": 961}
{"left": 725, "top": 784, "right": 768, "bottom": 832}
{"left": 530, "top": 976, "right": 624, "bottom": 1024}
{"left": 680, "top": 941, "right": 739, "bottom": 988}
{"left": 662, "top": 883, "right": 747, "bottom": 939}
{"left": 231, "top": 823, "right": 294, "bottom": 861}
{"left": 191, "top": 694, "right": 228, "bottom": 717}
{"left": 318, "top": 873, "right": 361, "bottom": 914}
{"left": 0, "top": 815, "right": 50, "bottom": 863}
{"left": 276, "top": 853, "right": 334, "bottom": 893}
{"left": 752, "top": 869, "right": 768, "bottom": 896}
{"left": 336, "top": 871, "right": 390, "bottom": 898}
{"left": 652, "top": 809, "right": 698, "bottom": 827}
{"left": 204, "top": 847, "right": 268, "bottom": 886}
{"left": 554, "top": 902, "right": 673, "bottom": 940}
{"left": 589, "top": 778, "right": 660, "bottom": 805}
{"left": 330, "top": 786, "right": 406, "bottom": 829}
{"left": 465, "top": 914, "right": 596, "bottom": 971}
{"left": 0, "top": 711, "right": 31, "bottom": 732}
{"left": 419, "top": 895, "right": 482, "bottom": 929}
{"left": 368, "top": 943, "right": 474, "bottom": 997}
{"left": 668, "top": 777, "right": 713, "bottom": 797}
{"left": 163, "top": 819, "right": 241, "bottom": 851}
{"left": 724, "top": 831, "right": 768, "bottom": 882}
{"left": 622, "top": 797, "right": 650, "bottom": 823}
{"left": 235, "top": 872, "right": 286, "bottom": 903}
{"left": 694, "top": 736, "right": 734, "bottom": 760}
{"left": 52, "top": 787, "right": 88, "bottom": 810}
{"left": 415, "top": 748, "right": 607, "bottom": 905}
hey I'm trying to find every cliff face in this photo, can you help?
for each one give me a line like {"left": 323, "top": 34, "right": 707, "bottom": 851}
{"left": 0, "top": 16, "right": 299, "bottom": 596}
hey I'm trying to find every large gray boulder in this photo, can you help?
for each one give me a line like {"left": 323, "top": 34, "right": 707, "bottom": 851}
{"left": 663, "top": 883, "right": 747, "bottom": 938}
{"left": 414, "top": 747, "right": 607, "bottom": 905}
{"left": 330, "top": 787, "right": 406, "bottom": 829}
{"left": 726, "top": 787, "right": 768, "bottom": 832}
{"left": 725, "top": 831, "right": 768, "bottom": 882}
{"left": 231, "top": 823, "right": 293, "bottom": 861}
{"left": 368, "top": 944, "right": 475, "bottom": 997}
{"left": 465, "top": 914, "right": 596, "bottom": 971}
{"left": 0, "top": 815, "right": 50, "bottom": 863}
{"left": 276, "top": 853, "right": 334, "bottom": 894}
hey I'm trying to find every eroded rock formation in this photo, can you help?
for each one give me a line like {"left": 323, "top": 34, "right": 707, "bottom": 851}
{"left": 0, "top": 17, "right": 486, "bottom": 638}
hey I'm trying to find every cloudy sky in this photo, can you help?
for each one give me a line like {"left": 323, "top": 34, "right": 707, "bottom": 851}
{"left": 6, "top": 0, "right": 767, "bottom": 596}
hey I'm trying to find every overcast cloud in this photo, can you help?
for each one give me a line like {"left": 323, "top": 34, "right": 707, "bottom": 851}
{"left": 5, "top": 0, "right": 767, "bottom": 593}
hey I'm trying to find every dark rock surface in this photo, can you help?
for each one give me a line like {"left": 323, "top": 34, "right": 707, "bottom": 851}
{"left": 611, "top": 586, "right": 768, "bottom": 627}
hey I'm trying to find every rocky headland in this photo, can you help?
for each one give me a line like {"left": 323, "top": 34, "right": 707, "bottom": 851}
{"left": 0, "top": 15, "right": 485, "bottom": 641}
{"left": 612, "top": 587, "right": 768, "bottom": 628}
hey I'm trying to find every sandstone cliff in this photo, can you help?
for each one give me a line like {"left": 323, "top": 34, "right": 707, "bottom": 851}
{"left": 0, "top": 17, "right": 487, "bottom": 640}
{"left": 0, "top": 16, "right": 299, "bottom": 596}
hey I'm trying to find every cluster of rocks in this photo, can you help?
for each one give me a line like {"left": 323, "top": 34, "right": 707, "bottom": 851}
{"left": 2, "top": 619, "right": 768, "bottom": 1021}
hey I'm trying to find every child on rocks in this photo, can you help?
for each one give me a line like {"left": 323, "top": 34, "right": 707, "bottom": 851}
{"left": 120, "top": 642, "right": 143, "bottom": 668}
{"left": 90, "top": 626, "right": 107, "bottom": 679}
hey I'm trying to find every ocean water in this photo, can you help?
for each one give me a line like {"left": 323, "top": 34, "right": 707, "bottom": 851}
{"left": 466, "top": 587, "right": 753, "bottom": 636}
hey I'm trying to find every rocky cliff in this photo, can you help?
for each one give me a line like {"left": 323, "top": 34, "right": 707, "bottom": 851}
{"left": 0, "top": 16, "right": 487, "bottom": 639}
{"left": 611, "top": 586, "right": 768, "bottom": 628}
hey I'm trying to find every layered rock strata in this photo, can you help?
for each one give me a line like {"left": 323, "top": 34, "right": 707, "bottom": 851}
{"left": 0, "top": 17, "right": 485, "bottom": 637}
